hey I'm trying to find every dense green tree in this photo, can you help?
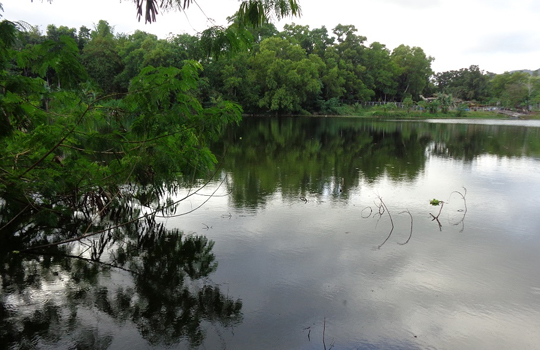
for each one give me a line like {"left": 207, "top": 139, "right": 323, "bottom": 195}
{"left": 77, "top": 25, "right": 91, "bottom": 51}
{"left": 45, "top": 24, "right": 76, "bottom": 42}
{"left": 15, "top": 24, "right": 43, "bottom": 47}
{"left": 526, "top": 75, "right": 540, "bottom": 108}
{"left": 363, "top": 41, "right": 398, "bottom": 101}
{"left": 115, "top": 30, "right": 157, "bottom": 90}
{"left": 391, "top": 44, "right": 433, "bottom": 100}
{"left": 307, "top": 26, "right": 334, "bottom": 57}
{"left": 280, "top": 24, "right": 340, "bottom": 106}
{"left": 249, "top": 37, "right": 324, "bottom": 113}
{"left": 489, "top": 71, "right": 530, "bottom": 108}
{"left": 435, "top": 65, "right": 490, "bottom": 102}
{"left": 320, "top": 48, "right": 345, "bottom": 101}
{"left": 81, "top": 20, "right": 123, "bottom": 93}
{"left": 16, "top": 28, "right": 87, "bottom": 89}
{"left": 249, "top": 22, "right": 279, "bottom": 44}
{"left": 331, "top": 24, "right": 373, "bottom": 101}
{"left": 169, "top": 32, "right": 203, "bottom": 61}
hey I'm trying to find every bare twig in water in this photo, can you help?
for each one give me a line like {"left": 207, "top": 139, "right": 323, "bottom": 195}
{"left": 397, "top": 209, "right": 413, "bottom": 245}
{"left": 329, "top": 338, "right": 335, "bottom": 350}
{"left": 377, "top": 196, "right": 395, "bottom": 249}
{"left": 374, "top": 199, "right": 385, "bottom": 218}
{"left": 323, "top": 318, "right": 327, "bottom": 350}
{"left": 430, "top": 201, "right": 444, "bottom": 231}
{"left": 448, "top": 187, "right": 468, "bottom": 232}
{"left": 361, "top": 206, "right": 372, "bottom": 219}
{"left": 373, "top": 198, "right": 386, "bottom": 230}
{"left": 449, "top": 187, "right": 467, "bottom": 212}
{"left": 303, "top": 326, "right": 311, "bottom": 341}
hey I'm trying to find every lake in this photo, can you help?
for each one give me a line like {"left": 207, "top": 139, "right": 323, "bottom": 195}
{"left": 2, "top": 117, "right": 540, "bottom": 350}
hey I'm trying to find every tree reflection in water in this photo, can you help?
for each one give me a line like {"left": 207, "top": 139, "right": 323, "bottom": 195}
{"left": 0, "top": 217, "right": 242, "bottom": 349}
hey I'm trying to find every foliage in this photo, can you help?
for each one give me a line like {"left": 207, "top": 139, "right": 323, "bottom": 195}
{"left": 456, "top": 103, "right": 468, "bottom": 117}
{"left": 391, "top": 45, "right": 434, "bottom": 101}
{"left": 429, "top": 198, "right": 441, "bottom": 206}
{"left": 488, "top": 71, "right": 540, "bottom": 109}
{"left": 403, "top": 97, "right": 414, "bottom": 113}
{"left": 434, "top": 65, "right": 490, "bottom": 102}
{"left": 81, "top": 20, "right": 123, "bottom": 93}
{"left": 5, "top": 2, "right": 536, "bottom": 119}
{"left": 249, "top": 37, "right": 324, "bottom": 113}
{"left": 436, "top": 93, "right": 452, "bottom": 113}
{"left": 427, "top": 99, "right": 440, "bottom": 113}
{"left": 0, "top": 19, "right": 242, "bottom": 240}
{"left": 126, "top": 0, "right": 302, "bottom": 25}
{"left": 319, "top": 97, "right": 341, "bottom": 114}
{"left": 364, "top": 42, "right": 398, "bottom": 100}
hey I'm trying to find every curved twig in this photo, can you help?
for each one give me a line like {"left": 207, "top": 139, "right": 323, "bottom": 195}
{"left": 361, "top": 206, "right": 372, "bottom": 219}
{"left": 397, "top": 209, "right": 413, "bottom": 245}
{"left": 448, "top": 187, "right": 467, "bottom": 232}
{"left": 377, "top": 196, "right": 394, "bottom": 249}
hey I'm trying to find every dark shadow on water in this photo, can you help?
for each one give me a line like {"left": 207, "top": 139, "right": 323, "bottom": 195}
{"left": 0, "top": 217, "right": 242, "bottom": 349}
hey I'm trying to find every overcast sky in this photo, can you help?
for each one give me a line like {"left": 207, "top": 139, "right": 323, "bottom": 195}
{"left": 2, "top": 0, "right": 539, "bottom": 74}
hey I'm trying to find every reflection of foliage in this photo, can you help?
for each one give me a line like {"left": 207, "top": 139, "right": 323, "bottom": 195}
{"left": 0, "top": 219, "right": 242, "bottom": 349}
{"left": 426, "top": 123, "right": 540, "bottom": 161}
{"left": 214, "top": 117, "right": 430, "bottom": 208}
{"left": 214, "top": 117, "right": 540, "bottom": 209}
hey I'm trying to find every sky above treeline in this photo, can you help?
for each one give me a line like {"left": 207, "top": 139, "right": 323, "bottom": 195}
{"left": 3, "top": 0, "right": 539, "bottom": 74}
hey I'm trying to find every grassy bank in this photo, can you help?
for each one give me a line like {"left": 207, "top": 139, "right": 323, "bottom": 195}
{"left": 332, "top": 106, "right": 540, "bottom": 119}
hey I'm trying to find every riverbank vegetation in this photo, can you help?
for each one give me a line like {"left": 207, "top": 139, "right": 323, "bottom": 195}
{"left": 3, "top": 12, "right": 539, "bottom": 119}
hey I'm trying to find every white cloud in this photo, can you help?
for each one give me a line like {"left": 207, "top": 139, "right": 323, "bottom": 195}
{"left": 379, "top": 0, "right": 442, "bottom": 9}
{"left": 471, "top": 32, "right": 540, "bottom": 55}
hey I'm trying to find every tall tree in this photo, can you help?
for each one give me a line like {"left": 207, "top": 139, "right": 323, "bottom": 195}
{"left": 281, "top": 23, "right": 334, "bottom": 57}
{"left": 391, "top": 44, "right": 434, "bottom": 100}
{"left": 45, "top": 24, "right": 76, "bottom": 42}
{"left": 249, "top": 37, "right": 324, "bottom": 113}
{"left": 81, "top": 20, "right": 123, "bottom": 93}
{"left": 363, "top": 41, "right": 398, "bottom": 101}
{"left": 331, "top": 24, "right": 373, "bottom": 101}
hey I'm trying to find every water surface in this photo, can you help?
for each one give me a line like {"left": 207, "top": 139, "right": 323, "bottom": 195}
{"left": 2, "top": 117, "right": 540, "bottom": 350}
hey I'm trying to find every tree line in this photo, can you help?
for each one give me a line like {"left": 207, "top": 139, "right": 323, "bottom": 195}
{"left": 14, "top": 20, "right": 540, "bottom": 117}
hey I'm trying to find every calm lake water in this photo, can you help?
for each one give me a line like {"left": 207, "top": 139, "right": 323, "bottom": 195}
{"left": 2, "top": 117, "right": 540, "bottom": 350}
